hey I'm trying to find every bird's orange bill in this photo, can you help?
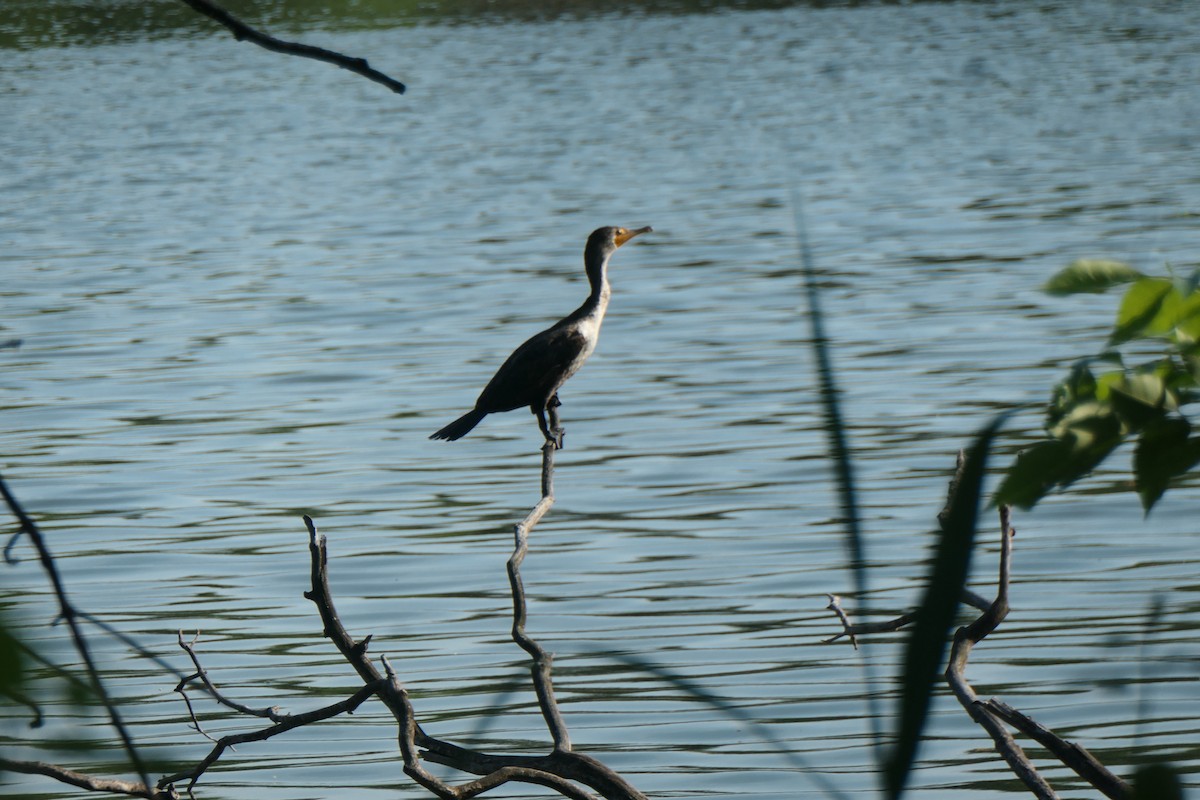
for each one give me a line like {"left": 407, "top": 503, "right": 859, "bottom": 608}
{"left": 614, "top": 226, "right": 653, "bottom": 247}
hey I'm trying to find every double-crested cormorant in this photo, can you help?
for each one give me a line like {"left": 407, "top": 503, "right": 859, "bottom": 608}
{"left": 430, "top": 225, "right": 652, "bottom": 447}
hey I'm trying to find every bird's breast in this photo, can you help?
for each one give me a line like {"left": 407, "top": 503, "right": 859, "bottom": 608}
{"left": 559, "top": 311, "right": 604, "bottom": 384}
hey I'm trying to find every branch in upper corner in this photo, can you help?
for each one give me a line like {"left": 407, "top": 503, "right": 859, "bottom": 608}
{"left": 177, "top": 0, "right": 407, "bottom": 94}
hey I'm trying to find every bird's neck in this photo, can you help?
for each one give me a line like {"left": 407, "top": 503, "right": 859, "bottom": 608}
{"left": 571, "top": 252, "right": 611, "bottom": 323}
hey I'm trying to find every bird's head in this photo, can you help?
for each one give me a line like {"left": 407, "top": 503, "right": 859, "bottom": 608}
{"left": 587, "top": 225, "right": 653, "bottom": 259}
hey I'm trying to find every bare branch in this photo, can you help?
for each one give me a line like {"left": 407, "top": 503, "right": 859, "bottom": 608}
{"left": 159, "top": 680, "right": 385, "bottom": 794}
{"left": 945, "top": 507, "right": 1059, "bottom": 800}
{"left": 982, "top": 699, "right": 1129, "bottom": 800}
{"left": 0, "top": 757, "right": 173, "bottom": 800}
{"left": 383, "top": 655, "right": 599, "bottom": 800}
{"left": 822, "top": 594, "right": 861, "bottom": 648}
{"left": 177, "top": 0, "right": 406, "bottom": 94}
{"left": 175, "top": 631, "right": 287, "bottom": 724}
{"left": 508, "top": 440, "right": 572, "bottom": 751}
{"left": 304, "top": 495, "right": 646, "bottom": 800}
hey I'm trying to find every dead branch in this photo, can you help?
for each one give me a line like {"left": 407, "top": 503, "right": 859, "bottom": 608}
{"left": 177, "top": 0, "right": 406, "bottom": 94}
{"left": 825, "top": 454, "right": 1137, "bottom": 800}
{"left": 301, "top": 486, "right": 646, "bottom": 800}
{"left": 823, "top": 452, "right": 992, "bottom": 644}
{"left": 822, "top": 589, "right": 989, "bottom": 643}
{"left": 384, "top": 656, "right": 598, "bottom": 800}
{"left": 5, "top": 440, "right": 639, "bottom": 800}
{"left": 823, "top": 594, "right": 862, "bottom": 648}
{"left": 159, "top": 680, "right": 386, "bottom": 794}
{"left": 175, "top": 631, "right": 286, "bottom": 725}
{"left": 945, "top": 506, "right": 1127, "bottom": 798}
{"left": 981, "top": 699, "right": 1128, "bottom": 800}
{"left": 0, "top": 758, "right": 173, "bottom": 800}
{"left": 508, "top": 440, "right": 572, "bottom": 750}
{"left": 944, "top": 507, "right": 1058, "bottom": 800}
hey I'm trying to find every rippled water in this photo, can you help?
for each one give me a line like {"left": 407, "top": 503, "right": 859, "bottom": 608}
{"left": 3, "top": 2, "right": 1199, "bottom": 798}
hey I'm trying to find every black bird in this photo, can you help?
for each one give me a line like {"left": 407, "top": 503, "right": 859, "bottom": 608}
{"left": 430, "top": 225, "right": 652, "bottom": 448}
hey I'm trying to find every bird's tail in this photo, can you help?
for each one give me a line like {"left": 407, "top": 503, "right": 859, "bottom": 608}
{"left": 430, "top": 408, "right": 487, "bottom": 441}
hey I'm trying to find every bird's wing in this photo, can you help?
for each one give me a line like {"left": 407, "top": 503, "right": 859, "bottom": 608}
{"left": 476, "top": 326, "right": 589, "bottom": 412}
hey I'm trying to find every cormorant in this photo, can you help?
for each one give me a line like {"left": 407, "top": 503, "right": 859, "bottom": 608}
{"left": 430, "top": 225, "right": 652, "bottom": 448}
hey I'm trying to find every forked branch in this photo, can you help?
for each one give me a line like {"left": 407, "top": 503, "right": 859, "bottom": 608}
{"left": 824, "top": 456, "right": 1133, "bottom": 800}
{"left": 945, "top": 507, "right": 1130, "bottom": 800}
{"left": 300, "top": 445, "right": 645, "bottom": 800}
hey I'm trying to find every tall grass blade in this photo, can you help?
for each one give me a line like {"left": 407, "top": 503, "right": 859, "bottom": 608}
{"left": 788, "top": 187, "right": 882, "bottom": 765}
{"left": 884, "top": 414, "right": 1006, "bottom": 799}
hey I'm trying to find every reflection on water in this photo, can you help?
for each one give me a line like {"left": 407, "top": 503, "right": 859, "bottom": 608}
{"left": 3, "top": 1, "right": 1199, "bottom": 799}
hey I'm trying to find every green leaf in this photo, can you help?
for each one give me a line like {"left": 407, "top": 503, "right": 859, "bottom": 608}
{"left": 885, "top": 415, "right": 1005, "bottom": 800}
{"left": 1134, "top": 419, "right": 1200, "bottom": 512}
{"left": 1108, "top": 372, "right": 1168, "bottom": 433}
{"left": 1138, "top": 282, "right": 1200, "bottom": 338}
{"left": 1042, "top": 259, "right": 1142, "bottom": 296}
{"left": 1175, "top": 307, "right": 1200, "bottom": 343}
{"left": 1169, "top": 288, "right": 1200, "bottom": 343}
{"left": 997, "top": 410, "right": 1123, "bottom": 509}
{"left": 1048, "top": 362, "right": 1099, "bottom": 427}
{"left": 1048, "top": 401, "right": 1119, "bottom": 441}
{"left": 1111, "top": 278, "right": 1174, "bottom": 345}
{"left": 994, "top": 439, "right": 1072, "bottom": 509}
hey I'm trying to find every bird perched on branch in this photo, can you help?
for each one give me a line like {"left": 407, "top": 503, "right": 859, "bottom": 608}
{"left": 430, "top": 225, "right": 652, "bottom": 448}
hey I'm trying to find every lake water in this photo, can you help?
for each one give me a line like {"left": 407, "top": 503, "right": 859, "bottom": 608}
{"left": 2, "top": 1, "right": 1198, "bottom": 798}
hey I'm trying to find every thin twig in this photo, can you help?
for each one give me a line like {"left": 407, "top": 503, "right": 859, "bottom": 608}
{"left": 175, "top": 631, "right": 287, "bottom": 723}
{"left": 159, "top": 680, "right": 386, "bottom": 793}
{"left": 823, "top": 594, "right": 860, "bottom": 649}
{"left": 0, "top": 473, "right": 151, "bottom": 790}
{"left": 177, "top": 0, "right": 406, "bottom": 94}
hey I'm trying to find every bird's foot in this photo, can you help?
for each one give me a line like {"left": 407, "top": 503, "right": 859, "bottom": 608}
{"left": 547, "top": 427, "right": 565, "bottom": 450}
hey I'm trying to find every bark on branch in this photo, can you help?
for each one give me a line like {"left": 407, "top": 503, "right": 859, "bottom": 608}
{"left": 0, "top": 758, "right": 171, "bottom": 800}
